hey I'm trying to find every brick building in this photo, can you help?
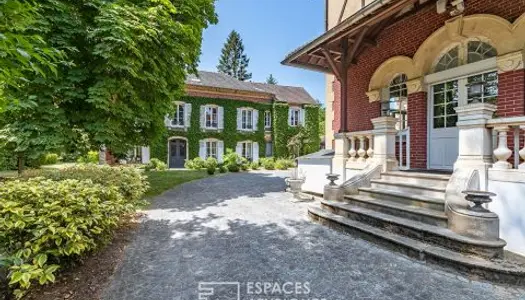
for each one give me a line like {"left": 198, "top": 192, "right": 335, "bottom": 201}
{"left": 283, "top": 0, "right": 525, "bottom": 276}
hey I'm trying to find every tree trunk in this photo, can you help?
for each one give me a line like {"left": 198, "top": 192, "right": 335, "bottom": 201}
{"left": 17, "top": 153, "right": 25, "bottom": 175}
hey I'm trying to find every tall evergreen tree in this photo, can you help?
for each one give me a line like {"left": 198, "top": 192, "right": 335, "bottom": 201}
{"left": 266, "top": 74, "right": 277, "bottom": 84}
{"left": 217, "top": 30, "right": 252, "bottom": 81}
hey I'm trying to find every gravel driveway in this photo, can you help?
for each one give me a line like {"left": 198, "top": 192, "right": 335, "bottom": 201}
{"left": 103, "top": 171, "right": 525, "bottom": 300}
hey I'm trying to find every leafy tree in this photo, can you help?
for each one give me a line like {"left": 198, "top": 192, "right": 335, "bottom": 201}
{"left": 217, "top": 30, "right": 252, "bottom": 81}
{"left": 266, "top": 74, "right": 278, "bottom": 84}
{"left": 319, "top": 105, "right": 326, "bottom": 136}
{"left": 0, "top": 0, "right": 218, "bottom": 173}
{"left": 0, "top": 0, "right": 63, "bottom": 107}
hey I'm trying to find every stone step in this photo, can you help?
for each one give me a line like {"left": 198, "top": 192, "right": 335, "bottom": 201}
{"left": 358, "top": 187, "right": 445, "bottom": 211}
{"left": 380, "top": 171, "right": 450, "bottom": 190}
{"left": 370, "top": 179, "right": 446, "bottom": 199}
{"left": 308, "top": 206, "right": 524, "bottom": 285}
{"left": 344, "top": 194, "right": 448, "bottom": 227}
{"left": 319, "top": 200, "right": 506, "bottom": 258}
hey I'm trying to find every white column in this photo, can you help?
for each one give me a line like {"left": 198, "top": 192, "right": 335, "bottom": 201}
{"left": 332, "top": 134, "right": 349, "bottom": 181}
{"left": 371, "top": 116, "right": 398, "bottom": 172}
{"left": 366, "top": 134, "right": 374, "bottom": 161}
{"left": 493, "top": 126, "right": 512, "bottom": 169}
{"left": 357, "top": 135, "right": 366, "bottom": 163}
{"left": 99, "top": 145, "right": 107, "bottom": 165}
{"left": 519, "top": 125, "right": 525, "bottom": 170}
{"left": 454, "top": 103, "right": 497, "bottom": 171}
{"left": 348, "top": 136, "right": 357, "bottom": 161}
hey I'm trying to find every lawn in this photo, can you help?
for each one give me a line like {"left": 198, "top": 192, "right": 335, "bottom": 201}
{"left": 144, "top": 170, "right": 210, "bottom": 198}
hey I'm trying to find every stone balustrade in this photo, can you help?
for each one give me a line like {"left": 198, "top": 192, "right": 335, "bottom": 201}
{"left": 486, "top": 116, "right": 525, "bottom": 170}
{"left": 345, "top": 131, "right": 374, "bottom": 165}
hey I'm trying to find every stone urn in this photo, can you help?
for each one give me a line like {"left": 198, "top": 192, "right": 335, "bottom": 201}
{"left": 287, "top": 178, "right": 305, "bottom": 193}
{"left": 286, "top": 168, "right": 305, "bottom": 193}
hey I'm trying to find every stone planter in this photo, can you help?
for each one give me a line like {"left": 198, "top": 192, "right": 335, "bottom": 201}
{"left": 287, "top": 178, "right": 305, "bottom": 193}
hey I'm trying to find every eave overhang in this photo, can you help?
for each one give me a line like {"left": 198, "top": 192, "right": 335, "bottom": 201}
{"left": 281, "top": 0, "right": 422, "bottom": 80}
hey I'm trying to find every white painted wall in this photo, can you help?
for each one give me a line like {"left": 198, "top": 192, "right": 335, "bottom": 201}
{"left": 141, "top": 147, "right": 150, "bottom": 164}
{"left": 297, "top": 158, "right": 334, "bottom": 194}
{"left": 487, "top": 169, "right": 525, "bottom": 256}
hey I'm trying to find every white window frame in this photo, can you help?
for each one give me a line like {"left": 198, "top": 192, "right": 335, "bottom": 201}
{"left": 240, "top": 108, "right": 254, "bottom": 130}
{"left": 205, "top": 106, "right": 218, "bottom": 129}
{"left": 289, "top": 108, "right": 300, "bottom": 127}
{"left": 241, "top": 141, "right": 253, "bottom": 160}
{"left": 264, "top": 111, "right": 271, "bottom": 129}
{"left": 206, "top": 140, "right": 218, "bottom": 159}
{"left": 171, "top": 102, "right": 185, "bottom": 127}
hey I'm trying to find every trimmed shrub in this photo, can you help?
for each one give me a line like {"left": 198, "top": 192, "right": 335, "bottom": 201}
{"left": 275, "top": 160, "right": 287, "bottom": 170}
{"left": 192, "top": 157, "right": 206, "bottom": 169}
{"left": 250, "top": 161, "right": 260, "bottom": 170}
{"left": 263, "top": 160, "right": 275, "bottom": 170}
{"left": 205, "top": 157, "right": 218, "bottom": 170}
{"left": 23, "top": 165, "right": 149, "bottom": 206}
{"left": 146, "top": 158, "right": 167, "bottom": 171}
{"left": 184, "top": 159, "right": 194, "bottom": 169}
{"left": 76, "top": 151, "right": 99, "bottom": 164}
{"left": 227, "top": 164, "right": 240, "bottom": 172}
{"left": 0, "top": 178, "right": 133, "bottom": 297}
{"left": 41, "top": 153, "right": 59, "bottom": 165}
{"left": 219, "top": 165, "right": 228, "bottom": 173}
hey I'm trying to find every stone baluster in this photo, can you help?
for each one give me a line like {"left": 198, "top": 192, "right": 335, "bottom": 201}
{"left": 348, "top": 135, "right": 357, "bottom": 161}
{"left": 366, "top": 134, "right": 374, "bottom": 161}
{"left": 357, "top": 135, "right": 367, "bottom": 163}
{"left": 519, "top": 125, "right": 525, "bottom": 170}
{"left": 493, "top": 126, "right": 512, "bottom": 169}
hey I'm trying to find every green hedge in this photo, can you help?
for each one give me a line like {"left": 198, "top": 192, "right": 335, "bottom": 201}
{"left": 0, "top": 177, "right": 135, "bottom": 297}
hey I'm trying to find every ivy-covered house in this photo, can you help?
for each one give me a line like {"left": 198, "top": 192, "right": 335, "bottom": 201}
{"left": 144, "top": 71, "right": 320, "bottom": 168}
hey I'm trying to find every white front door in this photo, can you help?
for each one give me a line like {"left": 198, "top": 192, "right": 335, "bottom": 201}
{"left": 428, "top": 80, "right": 459, "bottom": 170}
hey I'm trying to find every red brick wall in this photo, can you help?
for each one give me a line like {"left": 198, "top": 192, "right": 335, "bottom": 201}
{"left": 407, "top": 92, "right": 427, "bottom": 169}
{"left": 497, "top": 70, "right": 525, "bottom": 117}
{"left": 332, "top": 0, "right": 525, "bottom": 132}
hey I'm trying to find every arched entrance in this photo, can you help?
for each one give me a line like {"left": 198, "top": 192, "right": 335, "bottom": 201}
{"left": 168, "top": 138, "right": 187, "bottom": 168}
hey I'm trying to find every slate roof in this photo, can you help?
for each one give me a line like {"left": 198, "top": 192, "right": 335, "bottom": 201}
{"left": 185, "top": 71, "right": 318, "bottom": 105}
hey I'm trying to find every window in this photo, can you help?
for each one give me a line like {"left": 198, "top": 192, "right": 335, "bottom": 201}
{"left": 289, "top": 108, "right": 300, "bottom": 127}
{"left": 264, "top": 111, "right": 271, "bottom": 129}
{"left": 467, "top": 41, "right": 497, "bottom": 64}
{"left": 205, "top": 106, "right": 218, "bottom": 128}
{"left": 171, "top": 103, "right": 185, "bottom": 126}
{"left": 241, "top": 141, "right": 252, "bottom": 160}
{"left": 432, "top": 80, "right": 458, "bottom": 129}
{"left": 241, "top": 109, "right": 253, "bottom": 130}
{"left": 382, "top": 74, "right": 408, "bottom": 130}
{"left": 206, "top": 140, "right": 218, "bottom": 159}
{"left": 467, "top": 71, "right": 498, "bottom": 104}
{"left": 434, "top": 41, "right": 497, "bottom": 73}
{"left": 265, "top": 142, "right": 273, "bottom": 157}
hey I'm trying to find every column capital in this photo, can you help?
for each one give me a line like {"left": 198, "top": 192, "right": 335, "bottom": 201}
{"left": 366, "top": 90, "right": 381, "bottom": 103}
{"left": 406, "top": 77, "right": 425, "bottom": 94}
{"left": 497, "top": 50, "right": 525, "bottom": 73}
{"left": 455, "top": 103, "right": 497, "bottom": 127}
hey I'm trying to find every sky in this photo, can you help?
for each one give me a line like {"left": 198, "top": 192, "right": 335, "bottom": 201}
{"left": 198, "top": 0, "right": 326, "bottom": 104}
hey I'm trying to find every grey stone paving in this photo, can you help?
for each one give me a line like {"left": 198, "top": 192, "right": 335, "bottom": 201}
{"left": 103, "top": 171, "right": 525, "bottom": 300}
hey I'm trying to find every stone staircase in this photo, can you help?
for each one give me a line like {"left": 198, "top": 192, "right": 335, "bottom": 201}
{"left": 308, "top": 171, "right": 525, "bottom": 285}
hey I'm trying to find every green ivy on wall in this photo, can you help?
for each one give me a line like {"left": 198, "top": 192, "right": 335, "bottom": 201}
{"left": 150, "top": 96, "right": 267, "bottom": 161}
{"left": 150, "top": 97, "right": 321, "bottom": 162}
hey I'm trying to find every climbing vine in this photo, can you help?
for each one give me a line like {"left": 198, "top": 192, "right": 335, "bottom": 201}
{"left": 150, "top": 97, "right": 321, "bottom": 161}
{"left": 150, "top": 96, "right": 267, "bottom": 161}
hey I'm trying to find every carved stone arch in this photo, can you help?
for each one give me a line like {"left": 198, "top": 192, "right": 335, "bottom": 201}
{"left": 368, "top": 56, "right": 417, "bottom": 92}
{"left": 413, "top": 14, "right": 515, "bottom": 76}
{"left": 512, "top": 12, "right": 525, "bottom": 43}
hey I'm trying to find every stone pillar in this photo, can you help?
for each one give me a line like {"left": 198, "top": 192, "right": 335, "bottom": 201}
{"left": 332, "top": 133, "right": 349, "bottom": 181}
{"left": 371, "top": 116, "right": 398, "bottom": 172}
{"left": 98, "top": 145, "right": 107, "bottom": 165}
{"left": 446, "top": 103, "right": 496, "bottom": 209}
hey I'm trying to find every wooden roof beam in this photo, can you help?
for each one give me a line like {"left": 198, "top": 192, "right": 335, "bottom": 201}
{"left": 321, "top": 47, "right": 342, "bottom": 81}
